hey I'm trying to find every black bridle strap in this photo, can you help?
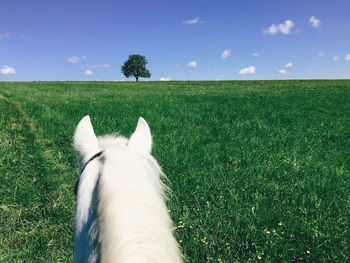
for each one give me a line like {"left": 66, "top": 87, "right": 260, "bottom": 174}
{"left": 80, "top": 151, "right": 104, "bottom": 174}
{"left": 74, "top": 150, "right": 104, "bottom": 195}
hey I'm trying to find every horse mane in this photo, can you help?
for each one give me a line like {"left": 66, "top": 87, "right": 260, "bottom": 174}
{"left": 96, "top": 135, "right": 181, "bottom": 262}
{"left": 74, "top": 118, "right": 182, "bottom": 263}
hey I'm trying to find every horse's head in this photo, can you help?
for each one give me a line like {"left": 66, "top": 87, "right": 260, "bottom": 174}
{"left": 73, "top": 115, "right": 158, "bottom": 263}
{"left": 73, "top": 115, "right": 152, "bottom": 171}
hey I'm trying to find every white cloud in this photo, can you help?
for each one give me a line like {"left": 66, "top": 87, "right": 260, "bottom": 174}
{"left": 264, "top": 24, "right": 278, "bottom": 35}
{"left": 89, "top": 64, "right": 110, "bottom": 68}
{"left": 0, "top": 33, "right": 10, "bottom": 39}
{"left": 278, "top": 20, "right": 295, "bottom": 35}
{"left": 65, "top": 55, "right": 87, "bottom": 64}
{"left": 221, "top": 49, "right": 231, "bottom": 59}
{"left": 278, "top": 62, "right": 292, "bottom": 74}
{"left": 318, "top": 51, "right": 326, "bottom": 57}
{"left": 66, "top": 56, "right": 80, "bottom": 64}
{"left": 345, "top": 54, "right": 350, "bottom": 61}
{"left": 182, "top": 17, "right": 204, "bottom": 24}
{"left": 333, "top": 56, "right": 339, "bottom": 61}
{"left": 252, "top": 52, "right": 259, "bottom": 57}
{"left": 0, "top": 65, "right": 16, "bottom": 75}
{"left": 186, "top": 61, "right": 197, "bottom": 68}
{"left": 84, "top": 69, "right": 93, "bottom": 76}
{"left": 263, "top": 20, "right": 295, "bottom": 35}
{"left": 278, "top": 69, "right": 288, "bottom": 75}
{"left": 309, "top": 16, "right": 321, "bottom": 28}
{"left": 284, "top": 62, "right": 293, "bottom": 68}
{"left": 238, "top": 66, "right": 255, "bottom": 75}
{"left": 160, "top": 77, "right": 171, "bottom": 81}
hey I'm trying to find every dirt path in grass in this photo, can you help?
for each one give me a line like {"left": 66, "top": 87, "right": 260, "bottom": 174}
{"left": 0, "top": 92, "right": 73, "bottom": 262}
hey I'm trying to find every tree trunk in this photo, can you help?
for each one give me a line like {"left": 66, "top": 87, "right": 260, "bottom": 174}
{"left": 136, "top": 76, "right": 139, "bottom": 82}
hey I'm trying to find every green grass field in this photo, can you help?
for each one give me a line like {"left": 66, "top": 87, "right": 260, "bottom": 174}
{"left": 0, "top": 80, "right": 349, "bottom": 262}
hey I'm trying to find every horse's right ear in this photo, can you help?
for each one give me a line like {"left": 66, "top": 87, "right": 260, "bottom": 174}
{"left": 128, "top": 117, "right": 152, "bottom": 154}
{"left": 73, "top": 115, "right": 100, "bottom": 162}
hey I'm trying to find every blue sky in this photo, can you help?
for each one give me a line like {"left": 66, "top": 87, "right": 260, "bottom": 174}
{"left": 1, "top": 0, "right": 350, "bottom": 81}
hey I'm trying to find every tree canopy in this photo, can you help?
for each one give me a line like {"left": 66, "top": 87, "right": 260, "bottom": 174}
{"left": 121, "top": 55, "right": 151, "bottom": 81}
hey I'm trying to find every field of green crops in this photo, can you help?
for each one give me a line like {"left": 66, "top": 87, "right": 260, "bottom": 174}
{"left": 0, "top": 80, "right": 349, "bottom": 262}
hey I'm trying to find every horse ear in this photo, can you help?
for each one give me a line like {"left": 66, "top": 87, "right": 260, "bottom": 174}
{"left": 73, "top": 115, "right": 99, "bottom": 160}
{"left": 128, "top": 117, "right": 152, "bottom": 154}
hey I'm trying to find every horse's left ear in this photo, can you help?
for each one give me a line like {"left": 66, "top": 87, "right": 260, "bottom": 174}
{"left": 73, "top": 115, "right": 100, "bottom": 161}
{"left": 128, "top": 117, "right": 152, "bottom": 154}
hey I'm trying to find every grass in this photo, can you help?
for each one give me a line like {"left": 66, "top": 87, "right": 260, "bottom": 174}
{"left": 0, "top": 80, "right": 349, "bottom": 262}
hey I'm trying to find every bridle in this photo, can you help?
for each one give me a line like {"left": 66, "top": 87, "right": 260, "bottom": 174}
{"left": 74, "top": 151, "right": 104, "bottom": 195}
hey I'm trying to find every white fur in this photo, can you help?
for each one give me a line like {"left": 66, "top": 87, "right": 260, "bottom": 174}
{"left": 73, "top": 116, "right": 182, "bottom": 263}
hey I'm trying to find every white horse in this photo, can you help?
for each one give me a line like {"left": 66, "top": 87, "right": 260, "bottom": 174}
{"left": 73, "top": 116, "right": 182, "bottom": 263}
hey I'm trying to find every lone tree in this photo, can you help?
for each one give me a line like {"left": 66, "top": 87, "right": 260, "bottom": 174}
{"left": 121, "top": 54, "right": 151, "bottom": 82}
